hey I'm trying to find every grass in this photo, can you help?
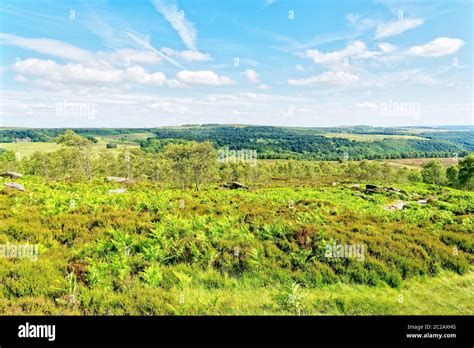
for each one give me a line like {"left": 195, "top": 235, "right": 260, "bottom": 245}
{"left": 323, "top": 133, "right": 428, "bottom": 142}
{"left": 383, "top": 158, "right": 460, "bottom": 168}
{"left": 0, "top": 140, "right": 139, "bottom": 159}
{"left": 0, "top": 175, "right": 472, "bottom": 315}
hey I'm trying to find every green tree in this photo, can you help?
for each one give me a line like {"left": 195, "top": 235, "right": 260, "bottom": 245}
{"left": 56, "top": 130, "right": 93, "bottom": 180}
{"left": 163, "top": 141, "right": 218, "bottom": 191}
{"left": 56, "top": 130, "right": 91, "bottom": 147}
{"left": 457, "top": 154, "right": 474, "bottom": 190}
{"left": 0, "top": 150, "right": 18, "bottom": 172}
{"left": 446, "top": 165, "right": 459, "bottom": 187}
{"left": 421, "top": 160, "right": 446, "bottom": 186}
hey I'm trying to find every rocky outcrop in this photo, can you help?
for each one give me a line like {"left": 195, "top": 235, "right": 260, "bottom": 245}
{"left": 106, "top": 176, "right": 129, "bottom": 183}
{"left": 109, "top": 188, "right": 126, "bottom": 194}
{"left": 1, "top": 172, "right": 23, "bottom": 178}
{"left": 4, "top": 182, "right": 25, "bottom": 191}
{"left": 222, "top": 181, "right": 249, "bottom": 189}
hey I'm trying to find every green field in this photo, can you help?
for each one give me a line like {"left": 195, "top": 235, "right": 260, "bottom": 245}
{"left": 323, "top": 133, "right": 428, "bottom": 142}
{"left": 0, "top": 176, "right": 472, "bottom": 315}
{"left": 0, "top": 130, "right": 472, "bottom": 315}
{"left": 0, "top": 140, "right": 139, "bottom": 159}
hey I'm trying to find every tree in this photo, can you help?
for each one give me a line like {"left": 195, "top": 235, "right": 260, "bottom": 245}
{"left": 421, "top": 160, "right": 446, "bottom": 186}
{"left": 446, "top": 165, "right": 459, "bottom": 187}
{"left": 457, "top": 154, "right": 474, "bottom": 190}
{"left": 0, "top": 150, "right": 18, "bottom": 172}
{"left": 56, "top": 130, "right": 91, "bottom": 147}
{"left": 163, "top": 141, "right": 218, "bottom": 191}
{"left": 56, "top": 130, "right": 93, "bottom": 180}
{"left": 106, "top": 143, "right": 118, "bottom": 149}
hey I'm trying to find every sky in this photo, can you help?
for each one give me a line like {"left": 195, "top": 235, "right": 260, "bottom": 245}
{"left": 0, "top": 0, "right": 472, "bottom": 128}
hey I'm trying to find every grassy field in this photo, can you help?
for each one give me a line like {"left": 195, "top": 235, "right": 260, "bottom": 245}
{"left": 322, "top": 133, "right": 428, "bottom": 142}
{"left": 0, "top": 140, "right": 139, "bottom": 159}
{"left": 383, "top": 158, "right": 459, "bottom": 168}
{"left": 0, "top": 176, "right": 472, "bottom": 315}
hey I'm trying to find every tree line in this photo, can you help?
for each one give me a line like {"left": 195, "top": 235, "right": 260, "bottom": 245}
{"left": 1, "top": 130, "right": 473, "bottom": 191}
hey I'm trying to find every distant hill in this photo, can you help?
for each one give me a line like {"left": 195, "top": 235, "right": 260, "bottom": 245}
{"left": 1, "top": 125, "right": 472, "bottom": 161}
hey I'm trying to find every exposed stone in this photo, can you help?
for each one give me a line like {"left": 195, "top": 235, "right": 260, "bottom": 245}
{"left": 109, "top": 188, "right": 126, "bottom": 194}
{"left": 222, "top": 181, "right": 249, "bottom": 190}
{"left": 106, "top": 176, "right": 129, "bottom": 183}
{"left": 4, "top": 182, "right": 25, "bottom": 191}
{"left": 1, "top": 172, "right": 23, "bottom": 178}
{"left": 384, "top": 201, "right": 408, "bottom": 211}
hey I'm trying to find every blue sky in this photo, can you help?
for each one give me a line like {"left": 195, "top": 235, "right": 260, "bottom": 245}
{"left": 0, "top": 0, "right": 472, "bottom": 127}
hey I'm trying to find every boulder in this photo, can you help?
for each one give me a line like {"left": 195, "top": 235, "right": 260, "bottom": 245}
{"left": 384, "top": 201, "right": 408, "bottom": 211}
{"left": 1, "top": 172, "right": 23, "bottom": 178}
{"left": 417, "top": 199, "right": 428, "bottom": 204}
{"left": 109, "top": 188, "right": 126, "bottom": 194}
{"left": 4, "top": 182, "right": 25, "bottom": 191}
{"left": 222, "top": 181, "right": 249, "bottom": 190}
{"left": 365, "top": 184, "right": 379, "bottom": 190}
{"left": 106, "top": 176, "right": 129, "bottom": 183}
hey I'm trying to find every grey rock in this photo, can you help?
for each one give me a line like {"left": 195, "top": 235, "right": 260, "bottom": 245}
{"left": 109, "top": 188, "right": 126, "bottom": 194}
{"left": 106, "top": 176, "right": 129, "bottom": 183}
{"left": 4, "top": 182, "right": 25, "bottom": 191}
{"left": 222, "top": 181, "right": 249, "bottom": 189}
{"left": 1, "top": 172, "right": 23, "bottom": 178}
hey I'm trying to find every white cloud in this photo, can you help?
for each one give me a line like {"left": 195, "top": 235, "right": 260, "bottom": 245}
{"left": 125, "top": 66, "right": 167, "bottom": 85}
{"left": 346, "top": 13, "right": 362, "bottom": 24}
{"left": 99, "top": 49, "right": 163, "bottom": 66}
{"left": 295, "top": 64, "right": 305, "bottom": 72}
{"left": 13, "top": 58, "right": 169, "bottom": 86}
{"left": 14, "top": 74, "right": 27, "bottom": 82}
{"left": 407, "top": 37, "right": 464, "bottom": 57}
{"left": 305, "top": 40, "right": 378, "bottom": 67}
{"left": 0, "top": 33, "right": 165, "bottom": 69}
{"left": 242, "top": 69, "right": 260, "bottom": 83}
{"left": 160, "top": 47, "right": 211, "bottom": 61}
{"left": 0, "top": 33, "right": 95, "bottom": 62}
{"left": 288, "top": 71, "right": 359, "bottom": 86}
{"left": 355, "top": 102, "right": 378, "bottom": 108}
{"left": 374, "top": 18, "right": 423, "bottom": 39}
{"left": 153, "top": 0, "right": 197, "bottom": 51}
{"left": 377, "top": 42, "right": 397, "bottom": 53}
{"left": 124, "top": 31, "right": 184, "bottom": 69}
{"left": 264, "top": 0, "right": 277, "bottom": 7}
{"left": 176, "top": 70, "right": 235, "bottom": 86}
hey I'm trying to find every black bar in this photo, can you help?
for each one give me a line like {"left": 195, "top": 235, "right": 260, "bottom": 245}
{"left": 0, "top": 316, "right": 472, "bottom": 346}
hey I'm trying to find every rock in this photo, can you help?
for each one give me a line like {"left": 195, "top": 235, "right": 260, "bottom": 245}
{"left": 384, "top": 201, "right": 408, "bottom": 211}
{"left": 417, "top": 199, "right": 428, "bottom": 204}
{"left": 109, "top": 188, "right": 126, "bottom": 194}
{"left": 347, "top": 184, "right": 361, "bottom": 189}
{"left": 332, "top": 182, "right": 338, "bottom": 186}
{"left": 222, "top": 181, "right": 249, "bottom": 190}
{"left": 106, "top": 176, "right": 128, "bottom": 183}
{"left": 4, "top": 182, "right": 25, "bottom": 191}
{"left": 366, "top": 184, "right": 379, "bottom": 190}
{"left": 1, "top": 171, "right": 23, "bottom": 178}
